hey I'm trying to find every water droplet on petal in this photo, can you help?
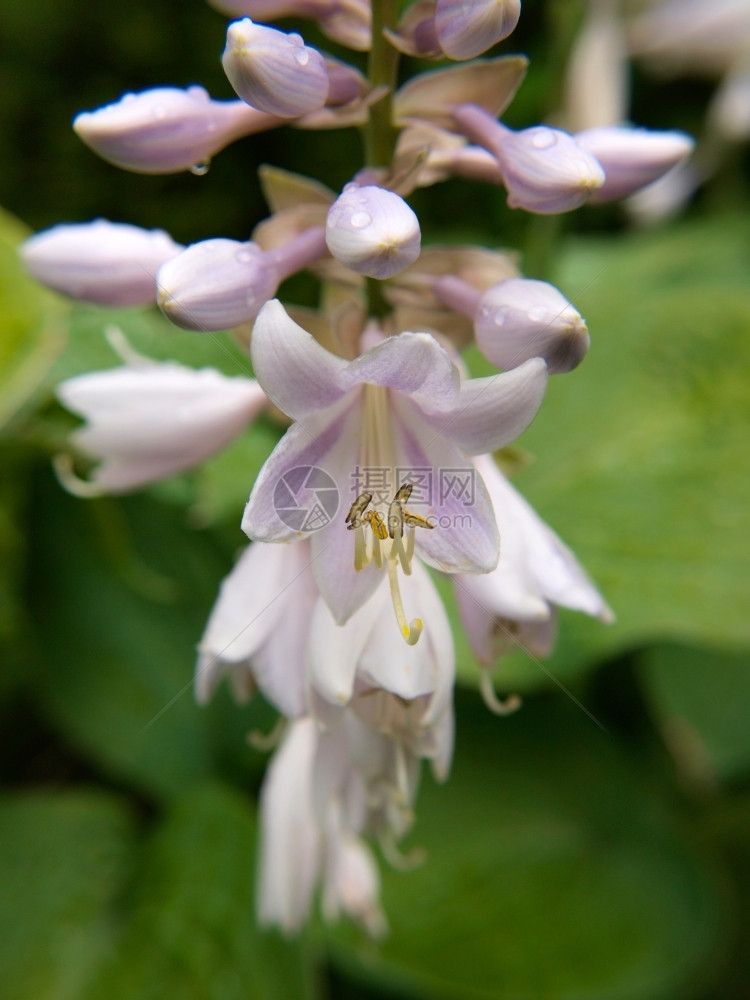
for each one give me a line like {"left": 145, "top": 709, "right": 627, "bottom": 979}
{"left": 493, "top": 310, "right": 506, "bottom": 327}
{"left": 236, "top": 246, "right": 255, "bottom": 263}
{"left": 295, "top": 48, "right": 309, "bottom": 66}
{"left": 530, "top": 129, "right": 557, "bottom": 150}
{"left": 350, "top": 210, "right": 372, "bottom": 229}
{"left": 190, "top": 160, "right": 210, "bottom": 176}
{"left": 528, "top": 306, "right": 548, "bottom": 322}
{"left": 152, "top": 104, "right": 167, "bottom": 120}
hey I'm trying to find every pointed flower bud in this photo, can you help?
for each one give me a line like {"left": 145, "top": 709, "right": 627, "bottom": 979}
{"left": 436, "top": 0, "right": 521, "bottom": 60}
{"left": 325, "top": 185, "right": 421, "bottom": 279}
{"left": 73, "top": 86, "right": 277, "bottom": 174}
{"left": 574, "top": 126, "right": 695, "bottom": 203}
{"left": 21, "top": 220, "right": 182, "bottom": 306}
{"left": 157, "top": 239, "right": 279, "bottom": 331}
{"left": 453, "top": 104, "right": 605, "bottom": 213}
{"left": 58, "top": 348, "right": 268, "bottom": 492}
{"left": 222, "top": 18, "right": 329, "bottom": 118}
{"left": 475, "top": 278, "right": 589, "bottom": 373}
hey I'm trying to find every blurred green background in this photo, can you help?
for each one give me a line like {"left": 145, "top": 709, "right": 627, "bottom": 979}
{"left": 1, "top": 1, "right": 749, "bottom": 998}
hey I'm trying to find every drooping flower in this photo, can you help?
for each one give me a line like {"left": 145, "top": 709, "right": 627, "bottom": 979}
{"left": 454, "top": 453, "right": 613, "bottom": 667}
{"left": 242, "top": 300, "right": 548, "bottom": 631}
{"left": 56, "top": 331, "right": 268, "bottom": 493}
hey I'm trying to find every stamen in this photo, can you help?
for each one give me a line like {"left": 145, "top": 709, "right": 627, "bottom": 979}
{"left": 353, "top": 524, "right": 368, "bottom": 571}
{"left": 479, "top": 668, "right": 522, "bottom": 716}
{"left": 388, "top": 557, "right": 422, "bottom": 645}
{"left": 371, "top": 531, "right": 383, "bottom": 569}
{"left": 379, "top": 829, "right": 426, "bottom": 871}
{"left": 246, "top": 714, "right": 287, "bottom": 751}
{"left": 405, "top": 524, "right": 416, "bottom": 564}
{"left": 389, "top": 532, "right": 412, "bottom": 575}
{"left": 53, "top": 453, "right": 104, "bottom": 498}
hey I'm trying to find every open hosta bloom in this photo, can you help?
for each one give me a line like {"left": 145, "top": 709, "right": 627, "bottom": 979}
{"left": 242, "top": 300, "right": 549, "bottom": 630}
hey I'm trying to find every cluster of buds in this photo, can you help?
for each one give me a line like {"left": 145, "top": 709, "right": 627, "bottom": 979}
{"left": 22, "top": 0, "right": 690, "bottom": 935}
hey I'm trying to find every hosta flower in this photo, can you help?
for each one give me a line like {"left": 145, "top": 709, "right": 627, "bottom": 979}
{"left": 242, "top": 300, "right": 549, "bottom": 633}
{"left": 195, "top": 540, "right": 316, "bottom": 716}
{"left": 21, "top": 220, "right": 182, "bottom": 306}
{"left": 433, "top": 274, "right": 590, "bottom": 374}
{"left": 222, "top": 18, "right": 329, "bottom": 117}
{"left": 454, "top": 454, "right": 613, "bottom": 665}
{"left": 73, "top": 86, "right": 278, "bottom": 174}
{"left": 325, "top": 184, "right": 421, "bottom": 279}
{"left": 453, "top": 104, "right": 606, "bottom": 213}
{"left": 57, "top": 333, "right": 268, "bottom": 492}
{"left": 257, "top": 716, "right": 388, "bottom": 936}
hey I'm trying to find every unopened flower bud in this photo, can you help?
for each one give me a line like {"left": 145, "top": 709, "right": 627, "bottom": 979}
{"left": 21, "top": 220, "right": 182, "bottom": 305}
{"left": 453, "top": 104, "right": 605, "bottom": 213}
{"left": 574, "top": 126, "right": 695, "bottom": 203}
{"left": 325, "top": 185, "right": 421, "bottom": 279}
{"left": 436, "top": 0, "right": 521, "bottom": 60}
{"left": 73, "top": 86, "right": 276, "bottom": 174}
{"left": 157, "top": 239, "right": 279, "bottom": 331}
{"left": 222, "top": 18, "right": 329, "bottom": 118}
{"left": 475, "top": 278, "right": 589, "bottom": 373}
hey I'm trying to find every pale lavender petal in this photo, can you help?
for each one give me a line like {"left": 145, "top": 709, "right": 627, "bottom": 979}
{"left": 310, "top": 517, "right": 384, "bottom": 626}
{"left": 222, "top": 18, "right": 329, "bottom": 118}
{"left": 21, "top": 220, "right": 182, "bottom": 306}
{"left": 251, "top": 300, "right": 351, "bottom": 420}
{"left": 241, "top": 394, "right": 353, "bottom": 543}
{"left": 391, "top": 397, "right": 500, "bottom": 573}
{"left": 344, "top": 331, "right": 459, "bottom": 412}
{"left": 73, "top": 86, "right": 276, "bottom": 174}
{"left": 575, "top": 126, "right": 695, "bottom": 203}
{"left": 157, "top": 239, "right": 279, "bottom": 331}
{"left": 422, "top": 357, "right": 548, "bottom": 455}
{"left": 475, "top": 278, "right": 589, "bottom": 374}
{"left": 325, "top": 185, "right": 421, "bottom": 280}
{"left": 436, "top": 0, "right": 521, "bottom": 60}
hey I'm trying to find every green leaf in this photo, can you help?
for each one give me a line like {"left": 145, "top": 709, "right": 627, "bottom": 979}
{"left": 0, "top": 208, "right": 69, "bottom": 431}
{"left": 27, "top": 470, "right": 273, "bottom": 798}
{"left": 329, "top": 694, "right": 726, "bottom": 1000}
{"left": 83, "top": 783, "right": 317, "bottom": 1000}
{"left": 49, "top": 302, "right": 253, "bottom": 385}
{"left": 638, "top": 642, "right": 750, "bottom": 785}
{"left": 0, "top": 789, "right": 136, "bottom": 1000}
{"left": 462, "top": 214, "right": 750, "bottom": 689}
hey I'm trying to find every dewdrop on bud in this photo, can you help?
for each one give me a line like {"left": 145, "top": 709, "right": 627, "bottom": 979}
{"left": 157, "top": 239, "right": 279, "bottom": 331}
{"left": 453, "top": 105, "right": 605, "bottom": 214}
{"left": 21, "top": 220, "right": 182, "bottom": 305}
{"left": 476, "top": 278, "right": 589, "bottom": 374}
{"left": 325, "top": 185, "right": 421, "bottom": 279}
{"left": 73, "top": 86, "right": 274, "bottom": 174}
{"left": 574, "top": 126, "right": 695, "bottom": 203}
{"left": 436, "top": 0, "right": 521, "bottom": 60}
{"left": 222, "top": 18, "right": 329, "bottom": 118}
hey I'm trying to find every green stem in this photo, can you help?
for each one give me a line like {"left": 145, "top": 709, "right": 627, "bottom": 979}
{"left": 364, "top": 0, "right": 400, "bottom": 168}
